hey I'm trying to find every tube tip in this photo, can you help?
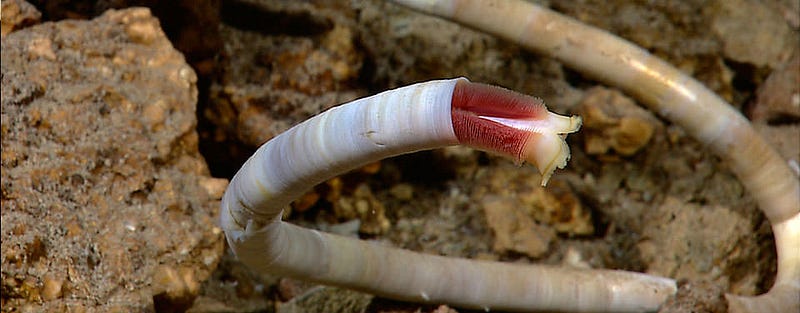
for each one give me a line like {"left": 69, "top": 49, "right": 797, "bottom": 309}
{"left": 523, "top": 114, "right": 581, "bottom": 186}
{"left": 525, "top": 135, "right": 569, "bottom": 186}
{"left": 451, "top": 80, "right": 581, "bottom": 185}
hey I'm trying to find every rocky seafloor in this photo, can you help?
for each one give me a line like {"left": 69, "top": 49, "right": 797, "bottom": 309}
{"left": 2, "top": 0, "right": 798, "bottom": 312}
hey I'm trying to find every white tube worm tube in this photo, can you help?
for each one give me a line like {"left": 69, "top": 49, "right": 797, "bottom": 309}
{"left": 222, "top": 79, "right": 460, "bottom": 233}
{"left": 390, "top": 1, "right": 800, "bottom": 312}
{"left": 221, "top": 78, "right": 676, "bottom": 312}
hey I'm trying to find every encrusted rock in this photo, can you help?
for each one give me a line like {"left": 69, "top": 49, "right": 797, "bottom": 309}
{"left": 638, "top": 197, "right": 759, "bottom": 295}
{"left": 0, "top": 0, "right": 41, "bottom": 37}
{"left": 202, "top": 1, "right": 366, "bottom": 178}
{"left": 24, "top": 0, "right": 222, "bottom": 78}
{"left": 333, "top": 183, "right": 391, "bottom": 235}
{"left": 749, "top": 54, "right": 800, "bottom": 123}
{"left": 1, "top": 8, "right": 223, "bottom": 311}
{"left": 575, "top": 87, "right": 661, "bottom": 158}
{"left": 474, "top": 163, "right": 594, "bottom": 238}
{"left": 749, "top": 54, "right": 800, "bottom": 168}
{"left": 482, "top": 196, "right": 555, "bottom": 258}
{"left": 152, "top": 265, "right": 202, "bottom": 312}
{"left": 711, "top": 0, "right": 797, "bottom": 68}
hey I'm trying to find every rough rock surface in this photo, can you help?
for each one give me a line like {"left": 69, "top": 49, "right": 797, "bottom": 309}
{"left": 638, "top": 198, "right": 758, "bottom": 295}
{"left": 1, "top": 8, "right": 224, "bottom": 312}
{"left": 1, "top": 0, "right": 41, "bottom": 37}
{"left": 749, "top": 54, "right": 800, "bottom": 169}
{"left": 482, "top": 196, "right": 556, "bottom": 258}
{"left": 551, "top": 0, "right": 798, "bottom": 105}
{"left": 575, "top": 87, "right": 661, "bottom": 158}
{"left": 25, "top": 0, "right": 223, "bottom": 78}
{"left": 201, "top": 0, "right": 366, "bottom": 177}
{"left": 658, "top": 280, "right": 729, "bottom": 313}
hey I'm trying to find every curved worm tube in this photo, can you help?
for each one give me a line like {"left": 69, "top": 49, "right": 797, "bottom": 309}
{"left": 220, "top": 78, "right": 675, "bottom": 312}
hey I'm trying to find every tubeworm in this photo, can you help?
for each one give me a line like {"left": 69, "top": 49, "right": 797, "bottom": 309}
{"left": 220, "top": 78, "right": 676, "bottom": 312}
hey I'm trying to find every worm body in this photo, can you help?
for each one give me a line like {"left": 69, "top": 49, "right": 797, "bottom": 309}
{"left": 221, "top": 78, "right": 675, "bottom": 312}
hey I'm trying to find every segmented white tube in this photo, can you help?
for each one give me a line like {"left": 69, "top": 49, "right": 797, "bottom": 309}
{"left": 221, "top": 79, "right": 460, "bottom": 234}
{"left": 220, "top": 78, "right": 676, "bottom": 312}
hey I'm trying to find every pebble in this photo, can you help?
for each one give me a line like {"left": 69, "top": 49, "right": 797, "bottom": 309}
{"left": 41, "top": 275, "right": 63, "bottom": 300}
{"left": 482, "top": 196, "right": 555, "bottom": 258}
{"left": 576, "top": 87, "right": 660, "bottom": 157}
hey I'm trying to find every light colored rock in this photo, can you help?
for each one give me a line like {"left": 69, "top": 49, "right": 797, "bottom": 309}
{"left": 1, "top": 8, "right": 223, "bottom": 311}
{"left": 0, "top": 0, "right": 40, "bottom": 37}
{"left": 482, "top": 196, "right": 555, "bottom": 258}
{"left": 576, "top": 87, "right": 660, "bottom": 157}
{"left": 638, "top": 197, "right": 758, "bottom": 295}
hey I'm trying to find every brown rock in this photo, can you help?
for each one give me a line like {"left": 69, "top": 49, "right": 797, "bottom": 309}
{"left": 1, "top": 8, "right": 223, "bottom": 311}
{"left": 519, "top": 179, "right": 594, "bottom": 236}
{"left": 549, "top": 0, "right": 796, "bottom": 102}
{"left": 152, "top": 265, "right": 201, "bottom": 312}
{"left": 576, "top": 87, "right": 660, "bottom": 157}
{"left": 275, "top": 287, "right": 373, "bottom": 313}
{"left": 0, "top": 0, "right": 41, "bottom": 37}
{"left": 334, "top": 183, "right": 391, "bottom": 235}
{"left": 711, "top": 0, "right": 797, "bottom": 68}
{"left": 198, "top": 177, "right": 229, "bottom": 200}
{"left": 482, "top": 196, "right": 555, "bottom": 258}
{"left": 27, "top": 0, "right": 222, "bottom": 77}
{"left": 749, "top": 54, "right": 800, "bottom": 167}
{"left": 291, "top": 190, "right": 322, "bottom": 213}
{"left": 276, "top": 277, "right": 317, "bottom": 302}
{"left": 203, "top": 1, "right": 366, "bottom": 177}
{"left": 749, "top": 53, "right": 799, "bottom": 121}
{"left": 475, "top": 163, "right": 594, "bottom": 236}
{"left": 657, "top": 280, "right": 727, "bottom": 313}
{"left": 40, "top": 275, "right": 63, "bottom": 301}
{"left": 638, "top": 197, "right": 758, "bottom": 295}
